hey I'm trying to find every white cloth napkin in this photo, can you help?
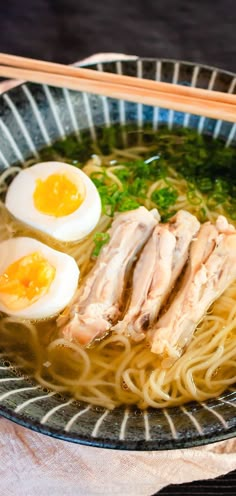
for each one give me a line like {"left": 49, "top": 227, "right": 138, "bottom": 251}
{"left": 1, "top": 417, "right": 236, "bottom": 496}
{"left": 0, "top": 53, "right": 236, "bottom": 496}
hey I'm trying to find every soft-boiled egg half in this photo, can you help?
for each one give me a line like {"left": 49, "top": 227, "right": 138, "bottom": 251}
{"left": 5, "top": 161, "right": 101, "bottom": 242}
{"left": 0, "top": 237, "right": 79, "bottom": 319}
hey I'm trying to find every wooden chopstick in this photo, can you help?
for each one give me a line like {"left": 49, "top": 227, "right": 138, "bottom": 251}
{"left": 1, "top": 53, "right": 236, "bottom": 105}
{"left": 0, "top": 53, "right": 236, "bottom": 123}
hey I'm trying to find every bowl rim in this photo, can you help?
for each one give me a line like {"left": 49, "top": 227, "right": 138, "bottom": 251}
{"left": 0, "top": 56, "right": 235, "bottom": 450}
{"left": 1, "top": 401, "right": 236, "bottom": 451}
{"left": 78, "top": 55, "right": 236, "bottom": 78}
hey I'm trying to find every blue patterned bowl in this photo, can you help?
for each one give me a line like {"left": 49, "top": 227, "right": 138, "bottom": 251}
{"left": 0, "top": 57, "right": 236, "bottom": 450}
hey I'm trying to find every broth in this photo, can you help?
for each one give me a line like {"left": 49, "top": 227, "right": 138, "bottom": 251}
{"left": 0, "top": 126, "right": 235, "bottom": 409}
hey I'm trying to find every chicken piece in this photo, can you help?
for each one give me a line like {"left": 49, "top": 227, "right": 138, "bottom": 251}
{"left": 150, "top": 215, "right": 236, "bottom": 357}
{"left": 59, "top": 207, "right": 159, "bottom": 345}
{"left": 114, "top": 210, "right": 200, "bottom": 340}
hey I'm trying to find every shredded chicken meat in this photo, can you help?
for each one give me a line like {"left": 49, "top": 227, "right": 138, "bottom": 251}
{"left": 114, "top": 210, "right": 200, "bottom": 340}
{"left": 59, "top": 206, "right": 159, "bottom": 345}
{"left": 149, "top": 215, "right": 236, "bottom": 357}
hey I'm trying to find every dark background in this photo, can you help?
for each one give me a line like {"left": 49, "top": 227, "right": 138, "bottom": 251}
{"left": 1, "top": 0, "right": 236, "bottom": 71}
{"left": 1, "top": 1, "right": 236, "bottom": 494}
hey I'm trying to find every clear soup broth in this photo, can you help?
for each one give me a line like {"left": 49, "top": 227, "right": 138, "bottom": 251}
{"left": 0, "top": 126, "right": 236, "bottom": 409}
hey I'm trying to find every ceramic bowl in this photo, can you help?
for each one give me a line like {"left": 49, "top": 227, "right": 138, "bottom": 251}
{"left": 0, "top": 57, "right": 236, "bottom": 450}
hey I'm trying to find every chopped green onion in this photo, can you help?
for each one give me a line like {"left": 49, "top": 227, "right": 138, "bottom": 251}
{"left": 151, "top": 187, "right": 178, "bottom": 210}
{"left": 187, "top": 190, "right": 202, "bottom": 206}
{"left": 196, "top": 177, "right": 213, "bottom": 192}
{"left": 118, "top": 197, "right": 140, "bottom": 212}
{"left": 207, "top": 193, "right": 225, "bottom": 207}
{"left": 199, "top": 207, "right": 207, "bottom": 222}
{"left": 92, "top": 232, "right": 110, "bottom": 257}
{"left": 113, "top": 168, "right": 130, "bottom": 180}
{"left": 128, "top": 178, "right": 147, "bottom": 197}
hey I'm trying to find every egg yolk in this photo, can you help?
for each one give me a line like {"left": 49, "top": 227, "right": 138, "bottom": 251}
{"left": 33, "top": 173, "right": 85, "bottom": 217}
{"left": 0, "top": 252, "right": 56, "bottom": 311}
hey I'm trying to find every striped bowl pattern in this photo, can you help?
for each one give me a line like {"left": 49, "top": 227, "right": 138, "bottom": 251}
{"left": 0, "top": 57, "right": 236, "bottom": 450}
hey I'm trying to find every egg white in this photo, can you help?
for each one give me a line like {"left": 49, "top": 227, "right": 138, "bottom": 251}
{"left": 5, "top": 161, "right": 102, "bottom": 242}
{"left": 0, "top": 237, "right": 79, "bottom": 319}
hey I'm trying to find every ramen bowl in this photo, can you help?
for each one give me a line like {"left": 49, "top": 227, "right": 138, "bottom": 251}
{"left": 0, "top": 57, "right": 236, "bottom": 450}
